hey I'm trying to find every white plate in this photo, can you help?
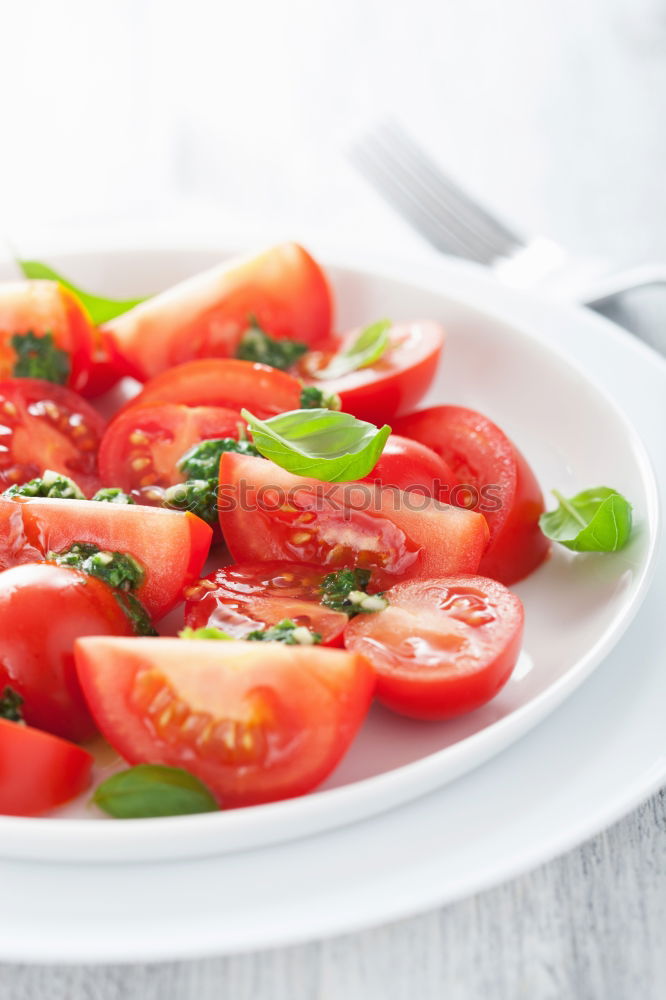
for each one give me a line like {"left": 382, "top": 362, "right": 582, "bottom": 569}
{"left": 0, "top": 247, "right": 664, "bottom": 962}
{"left": 0, "top": 244, "right": 659, "bottom": 864}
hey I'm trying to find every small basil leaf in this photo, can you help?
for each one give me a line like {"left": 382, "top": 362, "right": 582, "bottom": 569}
{"left": 179, "top": 626, "right": 233, "bottom": 640}
{"left": 0, "top": 686, "right": 24, "bottom": 723}
{"left": 241, "top": 407, "right": 391, "bottom": 483}
{"left": 539, "top": 487, "right": 633, "bottom": 552}
{"left": 311, "top": 319, "right": 391, "bottom": 380}
{"left": 235, "top": 322, "right": 308, "bottom": 370}
{"left": 93, "top": 765, "right": 219, "bottom": 818}
{"left": 11, "top": 331, "right": 70, "bottom": 384}
{"left": 18, "top": 260, "right": 146, "bottom": 325}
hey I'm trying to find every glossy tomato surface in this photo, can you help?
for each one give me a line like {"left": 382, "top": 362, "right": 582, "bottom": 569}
{"left": 0, "top": 496, "right": 212, "bottom": 620}
{"left": 0, "top": 719, "right": 93, "bottom": 816}
{"left": 121, "top": 359, "right": 302, "bottom": 419}
{"left": 218, "top": 453, "right": 488, "bottom": 582}
{"left": 99, "top": 403, "right": 245, "bottom": 492}
{"left": 75, "top": 636, "right": 375, "bottom": 807}
{"left": 0, "top": 378, "right": 105, "bottom": 496}
{"left": 344, "top": 575, "right": 524, "bottom": 720}
{"left": 184, "top": 561, "right": 350, "bottom": 646}
{"left": 362, "top": 434, "right": 457, "bottom": 498}
{"left": 394, "top": 405, "right": 550, "bottom": 585}
{"left": 300, "top": 321, "right": 444, "bottom": 425}
{"left": 0, "top": 280, "right": 95, "bottom": 393}
{"left": 104, "top": 243, "right": 333, "bottom": 381}
{"left": 0, "top": 563, "right": 133, "bottom": 741}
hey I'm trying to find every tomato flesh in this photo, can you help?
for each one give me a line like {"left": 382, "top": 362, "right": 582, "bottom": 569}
{"left": 344, "top": 575, "right": 524, "bottom": 720}
{"left": 300, "top": 321, "right": 445, "bottom": 424}
{"left": 0, "top": 280, "right": 95, "bottom": 393}
{"left": 104, "top": 243, "right": 333, "bottom": 381}
{"left": 0, "top": 563, "right": 133, "bottom": 741}
{"left": 184, "top": 562, "right": 350, "bottom": 646}
{"left": 0, "top": 496, "right": 212, "bottom": 620}
{"left": 0, "top": 719, "right": 93, "bottom": 816}
{"left": 218, "top": 453, "right": 488, "bottom": 582}
{"left": 99, "top": 403, "right": 245, "bottom": 492}
{"left": 0, "top": 378, "right": 105, "bottom": 497}
{"left": 74, "top": 636, "right": 375, "bottom": 807}
{"left": 394, "top": 405, "right": 550, "bottom": 585}
{"left": 121, "top": 359, "right": 302, "bottom": 419}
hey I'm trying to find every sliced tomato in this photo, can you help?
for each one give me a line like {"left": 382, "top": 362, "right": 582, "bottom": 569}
{"left": 344, "top": 575, "right": 524, "bottom": 720}
{"left": 0, "top": 378, "right": 105, "bottom": 496}
{"left": 99, "top": 403, "right": 245, "bottom": 492}
{"left": 104, "top": 243, "right": 333, "bottom": 381}
{"left": 74, "top": 636, "right": 374, "bottom": 807}
{"left": 218, "top": 453, "right": 488, "bottom": 582}
{"left": 121, "top": 359, "right": 302, "bottom": 419}
{"left": 0, "top": 719, "right": 93, "bottom": 816}
{"left": 394, "top": 406, "right": 550, "bottom": 585}
{"left": 0, "top": 280, "right": 95, "bottom": 393}
{"left": 0, "top": 563, "right": 134, "bottom": 742}
{"left": 80, "top": 328, "right": 126, "bottom": 398}
{"left": 184, "top": 562, "right": 350, "bottom": 646}
{"left": 299, "top": 321, "right": 444, "bottom": 425}
{"left": 0, "top": 496, "right": 212, "bottom": 620}
{"left": 362, "top": 434, "right": 458, "bottom": 498}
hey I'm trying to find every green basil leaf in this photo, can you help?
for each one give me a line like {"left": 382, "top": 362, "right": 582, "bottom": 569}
{"left": 299, "top": 386, "right": 341, "bottom": 411}
{"left": 179, "top": 626, "right": 233, "bottom": 640}
{"left": 235, "top": 322, "right": 308, "bottom": 370}
{"left": 241, "top": 407, "right": 391, "bottom": 482}
{"left": 539, "top": 487, "right": 633, "bottom": 552}
{"left": 18, "top": 260, "right": 146, "bottom": 325}
{"left": 93, "top": 765, "right": 219, "bottom": 818}
{"left": 11, "top": 330, "right": 71, "bottom": 384}
{"left": 311, "top": 319, "right": 391, "bottom": 380}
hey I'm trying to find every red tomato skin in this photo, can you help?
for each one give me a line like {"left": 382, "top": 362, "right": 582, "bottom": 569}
{"left": 0, "top": 496, "right": 212, "bottom": 620}
{"left": 74, "top": 637, "right": 375, "bottom": 807}
{"left": 0, "top": 563, "right": 133, "bottom": 741}
{"left": 104, "top": 243, "right": 333, "bottom": 381}
{"left": 120, "top": 359, "right": 302, "bottom": 419}
{"left": 344, "top": 575, "right": 524, "bottom": 720}
{"left": 0, "top": 719, "right": 93, "bottom": 816}
{"left": 0, "top": 378, "right": 106, "bottom": 497}
{"left": 184, "top": 561, "right": 350, "bottom": 647}
{"left": 218, "top": 453, "right": 488, "bottom": 581}
{"left": 362, "top": 435, "right": 458, "bottom": 499}
{"left": 300, "top": 321, "right": 445, "bottom": 425}
{"left": 393, "top": 406, "right": 550, "bottom": 585}
{"left": 80, "top": 329, "right": 125, "bottom": 398}
{"left": 99, "top": 403, "right": 245, "bottom": 492}
{"left": 0, "top": 281, "right": 95, "bottom": 393}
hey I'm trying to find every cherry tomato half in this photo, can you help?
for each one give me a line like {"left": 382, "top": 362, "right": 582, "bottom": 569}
{"left": 0, "top": 378, "right": 105, "bottom": 497}
{"left": 0, "top": 718, "right": 93, "bottom": 816}
{"left": 0, "top": 563, "right": 134, "bottom": 741}
{"left": 344, "top": 575, "right": 524, "bottom": 720}
{"left": 104, "top": 243, "right": 333, "bottom": 381}
{"left": 184, "top": 562, "right": 350, "bottom": 646}
{"left": 74, "top": 636, "right": 375, "bottom": 807}
{"left": 121, "top": 359, "right": 302, "bottom": 420}
{"left": 299, "top": 321, "right": 444, "bottom": 425}
{"left": 0, "top": 280, "right": 95, "bottom": 393}
{"left": 99, "top": 403, "right": 245, "bottom": 492}
{"left": 0, "top": 495, "right": 212, "bottom": 620}
{"left": 218, "top": 453, "right": 488, "bottom": 582}
{"left": 394, "top": 405, "right": 550, "bottom": 585}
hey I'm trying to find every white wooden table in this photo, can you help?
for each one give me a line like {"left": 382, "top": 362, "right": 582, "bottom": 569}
{"left": 0, "top": 0, "right": 665, "bottom": 995}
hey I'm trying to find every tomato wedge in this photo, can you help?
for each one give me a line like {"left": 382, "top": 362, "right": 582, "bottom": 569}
{"left": 218, "top": 453, "right": 488, "bottom": 581}
{"left": 0, "top": 496, "right": 212, "bottom": 620}
{"left": 0, "top": 719, "right": 93, "bottom": 816}
{"left": 0, "top": 280, "right": 95, "bottom": 394}
{"left": 299, "top": 321, "right": 444, "bottom": 425}
{"left": 184, "top": 562, "right": 350, "bottom": 646}
{"left": 121, "top": 359, "right": 302, "bottom": 419}
{"left": 394, "top": 406, "right": 550, "bottom": 585}
{"left": 0, "top": 563, "right": 134, "bottom": 742}
{"left": 74, "top": 637, "right": 375, "bottom": 807}
{"left": 363, "top": 434, "right": 457, "bottom": 497}
{"left": 0, "top": 378, "right": 105, "bottom": 497}
{"left": 99, "top": 403, "right": 245, "bottom": 492}
{"left": 344, "top": 575, "right": 524, "bottom": 719}
{"left": 104, "top": 243, "right": 333, "bottom": 381}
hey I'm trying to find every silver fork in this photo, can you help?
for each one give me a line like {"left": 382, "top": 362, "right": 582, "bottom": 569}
{"left": 350, "top": 120, "right": 666, "bottom": 310}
